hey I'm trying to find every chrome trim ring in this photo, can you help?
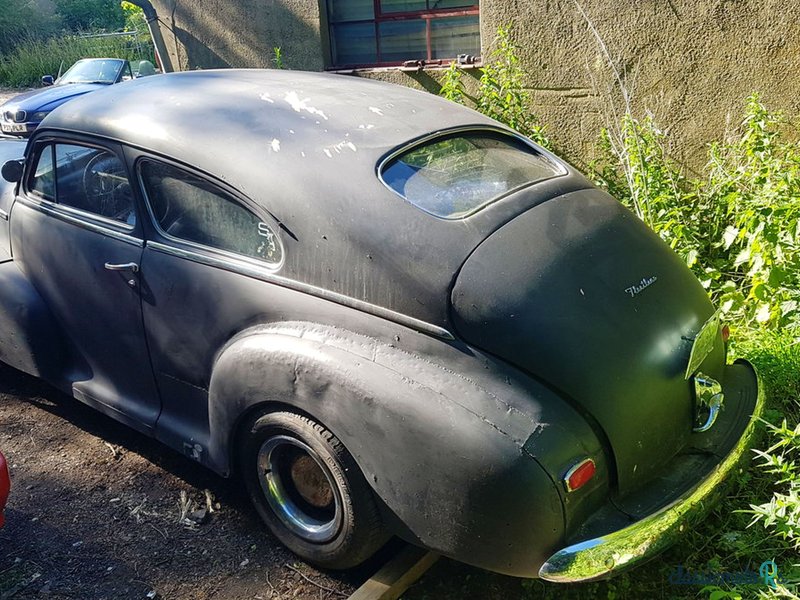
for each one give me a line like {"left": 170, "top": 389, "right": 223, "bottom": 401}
{"left": 16, "top": 195, "right": 143, "bottom": 247}
{"left": 257, "top": 435, "right": 343, "bottom": 543}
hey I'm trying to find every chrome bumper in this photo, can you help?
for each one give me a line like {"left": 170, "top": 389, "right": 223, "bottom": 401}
{"left": 539, "top": 359, "right": 765, "bottom": 583}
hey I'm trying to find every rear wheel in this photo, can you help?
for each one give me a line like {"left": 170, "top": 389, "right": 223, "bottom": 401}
{"left": 239, "top": 410, "right": 387, "bottom": 569}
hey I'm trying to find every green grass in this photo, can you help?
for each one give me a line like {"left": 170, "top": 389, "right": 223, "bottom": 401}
{"left": 0, "top": 33, "right": 153, "bottom": 88}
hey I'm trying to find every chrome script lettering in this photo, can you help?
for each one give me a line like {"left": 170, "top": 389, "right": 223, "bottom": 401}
{"left": 625, "top": 276, "right": 658, "bottom": 298}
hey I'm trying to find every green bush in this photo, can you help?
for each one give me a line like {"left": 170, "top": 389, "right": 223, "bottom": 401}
{"left": 592, "top": 94, "right": 800, "bottom": 333}
{"left": 53, "top": 0, "right": 125, "bottom": 32}
{"left": 121, "top": 1, "right": 147, "bottom": 35}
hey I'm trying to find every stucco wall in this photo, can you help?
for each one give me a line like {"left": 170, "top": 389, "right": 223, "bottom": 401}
{"left": 150, "top": 0, "right": 800, "bottom": 166}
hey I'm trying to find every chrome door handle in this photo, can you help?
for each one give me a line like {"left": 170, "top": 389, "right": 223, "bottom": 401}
{"left": 104, "top": 262, "right": 139, "bottom": 273}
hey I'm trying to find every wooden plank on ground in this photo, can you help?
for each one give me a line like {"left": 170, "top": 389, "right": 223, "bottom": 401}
{"left": 347, "top": 546, "right": 439, "bottom": 600}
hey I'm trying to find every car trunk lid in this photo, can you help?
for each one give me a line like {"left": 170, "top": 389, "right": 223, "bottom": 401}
{"left": 451, "top": 188, "right": 717, "bottom": 495}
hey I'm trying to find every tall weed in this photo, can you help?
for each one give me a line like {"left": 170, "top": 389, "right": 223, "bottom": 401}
{"left": 438, "top": 60, "right": 465, "bottom": 104}
{"left": 476, "top": 26, "right": 549, "bottom": 147}
{"left": 439, "top": 26, "right": 551, "bottom": 150}
{"left": 592, "top": 94, "right": 800, "bottom": 332}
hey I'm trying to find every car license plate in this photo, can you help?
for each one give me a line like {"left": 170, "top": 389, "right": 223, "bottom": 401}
{"left": 0, "top": 123, "right": 26, "bottom": 133}
{"left": 685, "top": 311, "right": 720, "bottom": 379}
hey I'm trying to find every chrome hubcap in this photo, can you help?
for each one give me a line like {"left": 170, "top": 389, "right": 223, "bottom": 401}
{"left": 257, "top": 436, "right": 342, "bottom": 543}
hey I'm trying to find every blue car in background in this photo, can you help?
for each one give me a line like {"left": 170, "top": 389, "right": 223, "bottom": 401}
{"left": 0, "top": 58, "right": 155, "bottom": 137}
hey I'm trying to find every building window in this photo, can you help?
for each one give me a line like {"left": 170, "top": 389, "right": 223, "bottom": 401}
{"left": 327, "top": 0, "right": 480, "bottom": 68}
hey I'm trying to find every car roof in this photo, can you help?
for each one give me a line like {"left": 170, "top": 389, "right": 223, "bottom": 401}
{"left": 37, "top": 69, "right": 587, "bottom": 330}
{"left": 44, "top": 68, "right": 494, "bottom": 168}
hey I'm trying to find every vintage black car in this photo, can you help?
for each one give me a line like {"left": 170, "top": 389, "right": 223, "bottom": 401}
{"left": 0, "top": 70, "right": 762, "bottom": 581}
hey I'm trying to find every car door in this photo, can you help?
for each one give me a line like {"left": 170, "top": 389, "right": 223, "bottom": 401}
{"left": 131, "top": 156, "right": 284, "bottom": 462}
{"left": 11, "top": 136, "right": 161, "bottom": 431}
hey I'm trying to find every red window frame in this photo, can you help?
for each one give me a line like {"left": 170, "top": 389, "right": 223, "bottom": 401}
{"left": 328, "top": 1, "right": 480, "bottom": 69}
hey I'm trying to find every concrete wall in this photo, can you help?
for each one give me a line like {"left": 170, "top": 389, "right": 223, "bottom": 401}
{"left": 150, "top": 0, "right": 800, "bottom": 166}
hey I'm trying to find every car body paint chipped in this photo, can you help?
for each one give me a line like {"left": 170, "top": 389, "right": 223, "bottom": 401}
{"left": 285, "top": 91, "right": 328, "bottom": 120}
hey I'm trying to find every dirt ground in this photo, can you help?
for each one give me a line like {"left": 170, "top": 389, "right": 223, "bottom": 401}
{"left": 0, "top": 361, "right": 377, "bottom": 600}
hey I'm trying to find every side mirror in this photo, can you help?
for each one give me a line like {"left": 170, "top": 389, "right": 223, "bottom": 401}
{"left": 41, "top": 75, "right": 54, "bottom": 86}
{"left": 1, "top": 159, "right": 24, "bottom": 183}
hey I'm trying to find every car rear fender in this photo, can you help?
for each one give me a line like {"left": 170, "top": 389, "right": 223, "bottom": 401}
{"left": 207, "top": 322, "right": 573, "bottom": 576}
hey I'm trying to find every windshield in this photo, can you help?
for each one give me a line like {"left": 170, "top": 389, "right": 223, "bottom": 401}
{"left": 59, "top": 59, "right": 124, "bottom": 85}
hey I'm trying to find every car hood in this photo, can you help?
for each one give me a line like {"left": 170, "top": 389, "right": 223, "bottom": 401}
{"left": 1, "top": 83, "right": 107, "bottom": 114}
{"left": 451, "top": 188, "right": 718, "bottom": 495}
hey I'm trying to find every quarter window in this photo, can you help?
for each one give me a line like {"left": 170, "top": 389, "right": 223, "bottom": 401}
{"left": 30, "top": 145, "right": 55, "bottom": 200}
{"left": 327, "top": 0, "right": 480, "bottom": 68}
{"left": 139, "top": 161, "right": 282, "bottom": 266}
{"left": 29, "top": 143, "right": 136, "bottom": 225}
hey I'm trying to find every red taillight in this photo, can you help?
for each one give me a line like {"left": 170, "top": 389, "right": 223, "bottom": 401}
{"left": 721, "top": 324, "right": 731, "bottom": 343}
{"left": 564, "top": 458, "right": 596, "bottom": 493}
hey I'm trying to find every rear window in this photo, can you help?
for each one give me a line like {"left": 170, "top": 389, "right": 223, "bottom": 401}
{"left": 380, "top": 131, "right": 564, "bottom": 219}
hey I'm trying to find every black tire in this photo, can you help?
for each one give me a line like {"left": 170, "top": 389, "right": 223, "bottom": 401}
{"left": 239, "top": 410, "right": 388, "bottom": 569}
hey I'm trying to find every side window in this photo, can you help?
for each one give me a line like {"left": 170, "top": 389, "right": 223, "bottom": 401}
{"left": 139, "top": 160, "right": 282, "bottom": 265}
{"left": 28, "top": 142, "right": 135, "bottom": 226}
{"left": 54, "top": 145, "right": 136, "bottom": 225}
{"left": 30, "top": 145, "right": 55, "bottom": 200}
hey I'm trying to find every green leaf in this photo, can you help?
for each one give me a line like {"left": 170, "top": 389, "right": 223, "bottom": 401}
{"left": 755, "top": 303, "right": 772, "bottom": 323}
{"left": 722, "top": 225, "right": 739, "bottom": 249}
{"left": 686, "top": 248, "right": 699, "bottom": 267}
{"left": 734, "top": 248, "right": 751, "bottom": 268}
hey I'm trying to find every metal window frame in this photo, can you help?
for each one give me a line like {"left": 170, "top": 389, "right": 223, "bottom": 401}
{"left": 328, "top": 0, "right": 480, "bottom": 69}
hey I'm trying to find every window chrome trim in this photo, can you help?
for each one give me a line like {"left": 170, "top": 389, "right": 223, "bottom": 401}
{"left": 376, "top": 124, "right": 569, "bottom": 220}
{"left": 147, "top": 240, "right": 455, "bottom": 341}
{"left": 16, "top": 195, "right": 144, "bottom": 247}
